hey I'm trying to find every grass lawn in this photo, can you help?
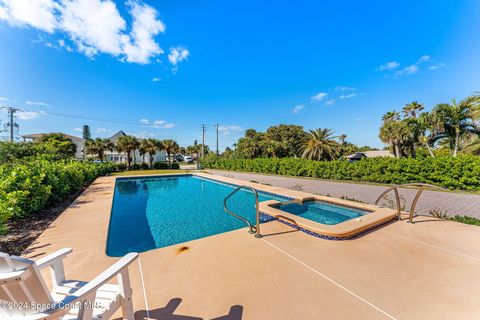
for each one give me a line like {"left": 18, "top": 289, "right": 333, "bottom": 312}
{"left": 448, "top": 215, "right": 480, "bottom": 226}
{"left": 111, "top": 169, "right": 191, "bottom": 176}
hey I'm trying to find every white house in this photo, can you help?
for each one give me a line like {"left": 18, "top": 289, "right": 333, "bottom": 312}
{"left": 22, "top": 133, "right": 85, "bottom": 159}
{"left": 21, "top": 131, "right": 168, "bottom": 164}
{"left": 104, "top": 131, "right": 167, "bottom": 164}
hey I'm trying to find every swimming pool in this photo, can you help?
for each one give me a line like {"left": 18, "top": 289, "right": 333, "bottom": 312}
{"left": 279, "top": 201, "right": 369, "bottom": 225}
{"left": 107, "top": 175, "right": 290, "bottom": 256}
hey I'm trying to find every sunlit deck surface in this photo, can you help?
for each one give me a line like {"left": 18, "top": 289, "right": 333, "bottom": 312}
{"left": 24, "top": 175, "right": 480, "bottom": 320}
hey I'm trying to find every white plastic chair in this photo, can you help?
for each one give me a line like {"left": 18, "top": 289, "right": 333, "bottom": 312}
{"left": 0, "top": 248, "right": 138, "bottom": 319}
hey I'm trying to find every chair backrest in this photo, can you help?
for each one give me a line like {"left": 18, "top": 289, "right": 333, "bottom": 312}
{"left": 0, "top": 252, "right": 53, "bottom": 317}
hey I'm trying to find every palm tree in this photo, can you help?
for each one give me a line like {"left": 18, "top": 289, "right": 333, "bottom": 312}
{"left": 162, "top": 139, "right": 179, "bottom": 164}
{"left": 379, "top": 121, "right": 410, "bottom": 158}
{"left": 416, "top": 112, "right": 435, "bottom": 157}
{"left": 85, "top": 138, "right": 114, "bottom": 162}
{"left": 140, "top": 138, "right": 162, "bottom": 168}
{"left": 300, "top": 128, "right": 338, "bottom": 160}
{"left": 431, "top": 97, "right": 480, "bottom": 156}
{"left": 402, "top": 101, "right": 424, "bottom": 119}
{"left": 382, "top": 111, "right": 401, "bottom": 123}
{"left": 116, "top": 136, "right": 139, "bottom": 169}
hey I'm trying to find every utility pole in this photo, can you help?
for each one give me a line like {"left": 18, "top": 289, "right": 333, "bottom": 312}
{"left": 216, "top": 123, "right": 219, "bottom": 157}
{"left": 201, "top": 124, "right": 205, "bottom": 159}
{"left": 1, "top": 106, "right": 18, "bottom": 142}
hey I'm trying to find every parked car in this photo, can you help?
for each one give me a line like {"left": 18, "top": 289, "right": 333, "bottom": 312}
{"left": 183, "top": 155, "right": 193, "bottom": 163}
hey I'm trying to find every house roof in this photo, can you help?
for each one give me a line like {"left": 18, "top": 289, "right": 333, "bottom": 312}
{"left": 108, "top": 130, "right": 127, "bottom": 142}
{"left": 22, "top": 133, "right": 84, "bottom": 142}
{"left": 346, "top": 150, "right": 393, "bottom": 159}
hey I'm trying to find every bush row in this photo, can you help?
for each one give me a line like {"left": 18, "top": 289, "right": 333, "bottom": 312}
{"left": 0, "top": 160, "right": 120, "bottom": 233}
{"left": 202, "top": 155, "right": 480, "bottom": 191}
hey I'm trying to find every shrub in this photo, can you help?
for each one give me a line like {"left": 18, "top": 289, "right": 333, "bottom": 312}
{"left": 201, "top": 155, "right": 480, "bottom": 191}
{"left": 153, "top": 162, "right": 179, "bottom": 169}
{"left": 0, "top": 160, "right": 120, "bottom": 233}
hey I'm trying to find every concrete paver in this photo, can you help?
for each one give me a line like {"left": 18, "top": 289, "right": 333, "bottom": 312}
{"left": 206, "top": 170, "right": 480, "bottom": 219}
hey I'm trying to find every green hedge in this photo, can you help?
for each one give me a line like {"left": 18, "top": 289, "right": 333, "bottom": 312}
{"left": 202, "top": 155, "right": 480, "bottom": 191}
{"left": 153, "top": 162, "right": 180, "bottom": 169}
{"left": 0, "top": 160, "right": 120, "bottom": 233}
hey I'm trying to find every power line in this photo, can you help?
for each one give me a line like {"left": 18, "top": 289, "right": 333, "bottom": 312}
{"left": 38, "top": 110, "right": 220, "bottom": 128}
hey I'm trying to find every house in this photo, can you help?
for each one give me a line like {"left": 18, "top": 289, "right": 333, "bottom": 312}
{"left": 104, "top": 131, "right": 167, "bottom": 163}
{"left": 22, "top": 133, "right": 85, "bottom": 159}
{"left": 21, "top": 131, "right": 168, "bottom": 164}
{"left": 345, "top": 150, "right": 394, "bottom": 161}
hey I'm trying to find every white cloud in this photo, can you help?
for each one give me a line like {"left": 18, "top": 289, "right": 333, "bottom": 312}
{"left": 395, "top": 64, "right": 418, "bottom": 76}
{"left": 0, "top": 0, "right": 58, "bottom": 33}
{"left": 324, "top": 99, "right": 335, "bottom": 106}
{"left": 335, "top": 86, "right": 356, "bottom": 92}
{"left": 0, "top": 0, "right": 169, "bottom": 64}
{"left": 154, "top": 121, "right": 176, "bottom": 129}
{"left": 379, "top": 55, "right": 439, "bottom": 78}
{"left": 72, "top": 127, "right": 82, "bottom": 131}
{"left": 26, "top": 100, "right": 49, "bottom": 106}
{"left": 133, "top": 131, "right": 155, "bottom": 139}
{"left": 292, "top": 104, "right": 304, "bottom": 114}
{"left": 218, "top": 125, "right": 243, "bottom": 134}
{"left": 16, "top": 110, "right": 44, "bottom": 120}
{"left": 152, "top": 77, "right": 161, "bottom": 82}
{"left": 168, "top": 46, "right": 189, "bottom": 68}
{"left": 339, "top": 93, "right": 356, "bottom": 100}
{"left": 417, "top": 55, "right": 430, "bottom": 64}
{"left": 310, "top": 92, "right": 328, "bottom": 102}
{"left": 377, "top": 61, "right": 400, "bottom": 71}
{"left": 355, "top": 118, "right": 363, "bottom": 121}
{"left": 0, "top": 96, "right": 9, "bottom": 101}
{"left": 59, "top": 0, "right": 128, "bottom": 58}
{"left": 429, "top": 63, "right": 445, "bottom": 70}
{"left": 58, "top": 38, "right": 73, "bottom": 51}
{"left": 140, "top": 118, "right": 176, "bottom": 128}
{"left": 121, "top": 0, "right": 165, "bottom": 64}
{"left": 95, "top": 127, "right": 110, "bottom": 133}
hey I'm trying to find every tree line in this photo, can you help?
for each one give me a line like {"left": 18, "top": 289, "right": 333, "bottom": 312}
{"left": 379, "top": 94, "right": 480, "bottom": 158}
{"left": 221, "top": 124, "right": 377, "bottom": 161}
{"left": 84, "top": 133, "right": 210, "bottom": 169}
{"left": 85, "top": 136, "right": 180, "bottom": 169}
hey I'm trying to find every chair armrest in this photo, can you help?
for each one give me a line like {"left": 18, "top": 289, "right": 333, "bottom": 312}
{"left": 63, "top": 252, "right": 139, "bottom": 303}
{"left": 36, "top": 248, "right": 73, "bottom": 270}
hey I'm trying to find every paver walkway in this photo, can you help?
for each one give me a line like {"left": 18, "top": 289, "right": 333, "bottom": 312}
{"left": 206, "top": 170, "right": 480, "bottom": 219}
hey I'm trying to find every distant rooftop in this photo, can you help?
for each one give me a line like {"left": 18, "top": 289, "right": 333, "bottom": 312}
{"left": 346, "top": 150, "right": 393, "bottom": 159}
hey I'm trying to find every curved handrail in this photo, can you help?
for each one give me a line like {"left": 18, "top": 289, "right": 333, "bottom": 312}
{"left": 224, "top": 185, "right": 262, "bottom": 238}
{"left": 375, "top": 183, "right": 446, "bottom": 223}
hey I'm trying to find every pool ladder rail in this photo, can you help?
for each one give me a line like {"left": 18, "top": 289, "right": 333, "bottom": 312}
{"left": 224, "top": 185, "right": 263, "bottom": 238}
{"left": 375, "top": 183, "right": 446, "bottom": 223}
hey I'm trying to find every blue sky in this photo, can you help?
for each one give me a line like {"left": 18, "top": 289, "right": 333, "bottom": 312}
{"left": 0, "top": 0, "right": 479, "bottom": 150}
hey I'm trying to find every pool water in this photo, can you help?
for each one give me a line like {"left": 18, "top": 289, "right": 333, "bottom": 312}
{"left": 107, "top": 175, "right": 290, "bottom": 256}
{"left": 279, "top": 201, "right": 369, "bottom": 225}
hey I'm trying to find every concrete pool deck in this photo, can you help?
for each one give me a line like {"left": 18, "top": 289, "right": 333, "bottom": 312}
{"left": 23, "top": 174, "right": 480, "bottom": 319}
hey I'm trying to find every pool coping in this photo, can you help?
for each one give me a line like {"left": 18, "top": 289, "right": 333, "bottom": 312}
{"left": 114, "top": 172, "right": 397, "bottom": 240}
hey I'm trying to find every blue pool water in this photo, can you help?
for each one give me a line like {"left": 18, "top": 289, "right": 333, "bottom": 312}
{"left": 107, "top": 175, "right": 290, "bottom": 256}
{"left": 279, "top": 201, "right": 369, "bottom": 225}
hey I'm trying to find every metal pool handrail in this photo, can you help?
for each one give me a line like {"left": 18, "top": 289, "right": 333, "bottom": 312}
{"left": 224, "top": 185, "right": 262, "bottom": 238}
{"left": 375, "top": 183, "right": 446, "bottom": 223}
